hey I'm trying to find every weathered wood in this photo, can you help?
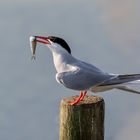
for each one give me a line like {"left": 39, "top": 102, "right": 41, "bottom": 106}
{"left": 59, "top": 95, "right": 105, "bottom": 140}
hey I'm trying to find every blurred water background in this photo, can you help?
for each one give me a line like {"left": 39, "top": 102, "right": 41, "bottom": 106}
{"left": 0, "top": 0, "right": 140, "bottom": 140}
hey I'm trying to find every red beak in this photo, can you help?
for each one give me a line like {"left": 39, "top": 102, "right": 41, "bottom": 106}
{"left": 35, "top": 36, "right": 51, "bottom": 44}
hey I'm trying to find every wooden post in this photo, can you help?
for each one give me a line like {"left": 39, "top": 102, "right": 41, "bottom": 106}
{"left": 59, "top": 95, "right": 104, "bottom": 140}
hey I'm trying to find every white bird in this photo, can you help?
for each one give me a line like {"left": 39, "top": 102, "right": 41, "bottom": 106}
{"left": 30, "top": 35, "right": 140, "bottom": 105}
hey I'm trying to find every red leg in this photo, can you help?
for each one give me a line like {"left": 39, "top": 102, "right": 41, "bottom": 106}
{"left": 79, "top": 91, "right": 87, "bottom": 101}
{"left": 69, "top": 91, "right": 87, "bottom": 105}
{"left": 69, "top": 91, "right": 83, "bottom": 105}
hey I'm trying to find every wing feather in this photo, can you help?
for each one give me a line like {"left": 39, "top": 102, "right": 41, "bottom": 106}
{"left": 56, "top": 61, "right": 114, "bottom": 90}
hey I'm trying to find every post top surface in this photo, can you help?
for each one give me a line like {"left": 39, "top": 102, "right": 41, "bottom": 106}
{"left": 61, "top": 95, "right": 104, "bottom": 106}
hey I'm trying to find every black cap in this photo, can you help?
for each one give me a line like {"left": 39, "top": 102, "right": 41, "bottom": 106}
{"left": 48, "top": 36, "right": 71, "bottom": 54}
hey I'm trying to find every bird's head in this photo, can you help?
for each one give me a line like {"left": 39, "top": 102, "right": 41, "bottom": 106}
{"left": 29, "top": 36, "right": 71, "bottom": 59}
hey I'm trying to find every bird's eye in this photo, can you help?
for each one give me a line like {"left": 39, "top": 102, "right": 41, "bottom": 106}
{"left": 50, "top": 38, "right": 55, "bottom": 42}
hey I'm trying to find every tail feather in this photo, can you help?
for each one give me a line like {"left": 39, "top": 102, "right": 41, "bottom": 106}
{"left": 92, "top": 74, "right": 140, "bottom": 93}
{"left": 100, "top": 74, "right": 140, "bottom": 86}
{"left": 117, "top": 86, "right": 140, "bottom": 94}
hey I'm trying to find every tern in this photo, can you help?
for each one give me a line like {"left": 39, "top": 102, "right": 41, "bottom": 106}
{"left": 30, "top": 36, "right": 140, "bottom": 105}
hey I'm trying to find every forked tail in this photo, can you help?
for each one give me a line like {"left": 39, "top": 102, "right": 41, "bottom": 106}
{"left": 100, "top": 74, "right": 140, "bottom": 86}
{"left": 95, "top": 74, "right": 140, "bottom": 94}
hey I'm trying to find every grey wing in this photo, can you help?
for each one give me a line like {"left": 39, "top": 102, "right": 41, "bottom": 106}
{"left": 99, "top": 74, "right": 140, "bottom": 86}
{"left": 76, "top": 60, "right": 105, "bottom": 74}
{"left": 94, "top": 74, "right": 140, "bottom": 93}
{"left": 56, "top": 65, "right": 114, "bottom": 91}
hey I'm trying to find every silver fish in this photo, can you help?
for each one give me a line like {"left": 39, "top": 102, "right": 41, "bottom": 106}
{"left": 30, "top": 36, "right": 36, "bottom": 60}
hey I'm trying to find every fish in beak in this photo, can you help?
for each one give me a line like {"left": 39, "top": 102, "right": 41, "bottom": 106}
{"left": 30, "top": 36, "right": 37, "bottom": 60}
